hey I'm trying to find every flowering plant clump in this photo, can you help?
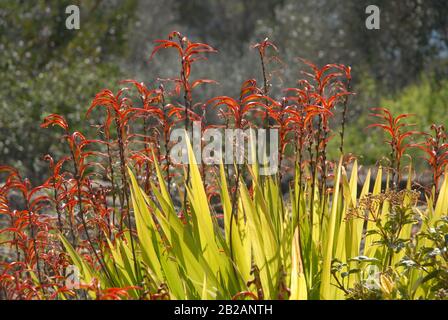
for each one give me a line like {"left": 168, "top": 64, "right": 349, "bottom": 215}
{"left": 0, "top": 32, "right": 447, "bottom": 300}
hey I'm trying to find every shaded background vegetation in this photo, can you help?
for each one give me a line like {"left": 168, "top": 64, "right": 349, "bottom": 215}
{"left": 1, "top": 0, "right": 447, "bottom": 182}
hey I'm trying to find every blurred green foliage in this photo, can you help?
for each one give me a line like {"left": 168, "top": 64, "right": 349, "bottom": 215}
{"left": 0, "top": 0, "right": 136, "bottom": 181}
{"left": 332, "top": 70, "right": 448, "bottom": 169}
